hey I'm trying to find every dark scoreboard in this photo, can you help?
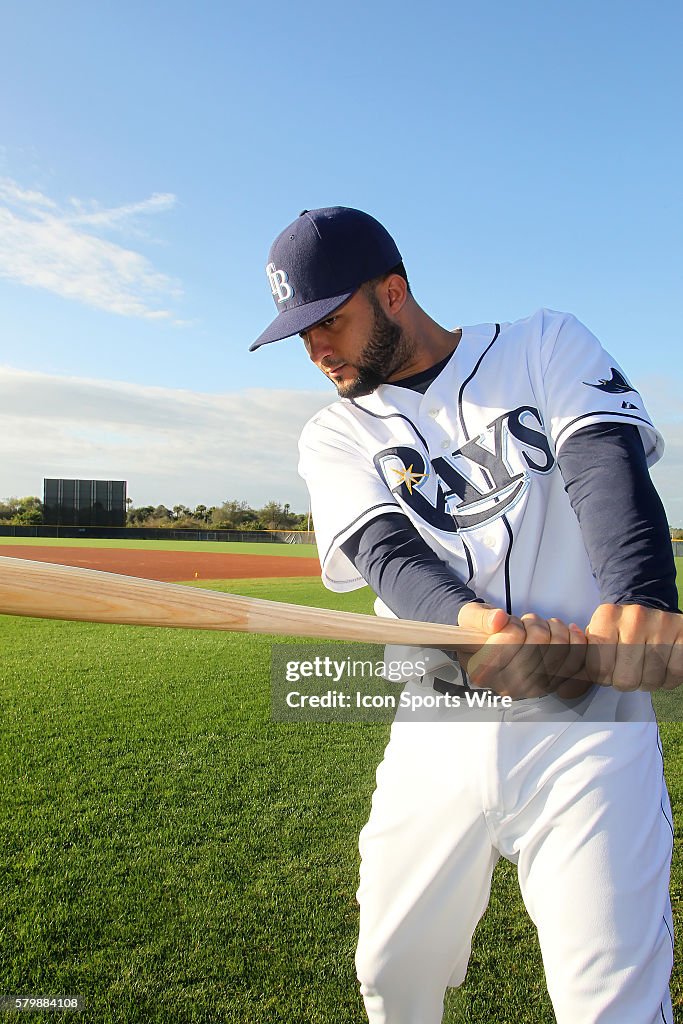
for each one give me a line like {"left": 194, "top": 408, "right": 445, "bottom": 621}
{"left": 43, "top": 479, "right": 127, "bottom": 527}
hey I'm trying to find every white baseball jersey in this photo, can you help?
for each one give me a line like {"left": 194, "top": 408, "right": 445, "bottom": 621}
{"left": 297, "top": 307, "right": 674, "bottom": 1023}
{"left": 299, "top": 308, "right": 664, "bottom": 627}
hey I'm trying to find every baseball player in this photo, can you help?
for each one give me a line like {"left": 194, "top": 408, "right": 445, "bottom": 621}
{"left": 250, "top": 207, "right": 680, "bottom": 1023}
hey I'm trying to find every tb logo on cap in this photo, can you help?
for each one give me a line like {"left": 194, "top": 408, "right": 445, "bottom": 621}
{"left": 266, "top": 262, "right": 294, "bottom": 303}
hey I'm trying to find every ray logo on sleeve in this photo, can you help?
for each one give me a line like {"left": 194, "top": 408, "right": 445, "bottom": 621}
{"left": 583, "top": 367, "right": 635, "bottom": 394}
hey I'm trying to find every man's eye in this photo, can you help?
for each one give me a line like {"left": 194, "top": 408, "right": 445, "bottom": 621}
{"left": 299, "top": 316, "right": 337, "bottom": 342}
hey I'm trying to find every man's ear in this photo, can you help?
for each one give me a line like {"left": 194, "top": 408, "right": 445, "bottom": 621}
{"left": 381, "top": 273, "right": 409, "bottom": 316}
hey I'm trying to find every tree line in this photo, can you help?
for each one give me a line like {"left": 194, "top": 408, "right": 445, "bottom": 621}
{"left": 2, "top": 495, "right": 682, "bottom": 537}
{"left": 0, "top": 496, "right": 311, "bottom": 531}
{"left": 126, "top": 499, "right": 309, "bottom": 531}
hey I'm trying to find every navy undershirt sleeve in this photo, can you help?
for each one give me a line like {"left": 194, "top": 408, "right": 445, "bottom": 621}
{"left": 340, "top": 512, "right": 479, "bottom": 624}
{"left": 557, "top": 423, "right": 679, "bottom": 612}
{"left": 340, "top": 422, "right": 678, "bottom": 621}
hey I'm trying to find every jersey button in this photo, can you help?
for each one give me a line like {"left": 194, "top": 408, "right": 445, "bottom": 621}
{"left": 428, "top": 408, "right": 439, "bottom": 418}
{"left": 484, "top": 534, "right": 496, "bottom": 549}
{"left": 440, "top": 440, "right": 450, "bottom": 449}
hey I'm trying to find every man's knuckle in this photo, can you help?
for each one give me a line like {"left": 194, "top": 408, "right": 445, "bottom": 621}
{"left": 612, "top": 671, "right": 640, "bottom": 691}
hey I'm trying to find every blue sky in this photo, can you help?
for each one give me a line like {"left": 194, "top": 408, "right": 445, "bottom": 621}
{"left": 1, "top": 0, "right": 681, "bottom": 520}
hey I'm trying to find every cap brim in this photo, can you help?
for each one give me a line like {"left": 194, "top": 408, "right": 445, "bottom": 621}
{"left": 249, "top": 290, "right": 355, "bottom": 351}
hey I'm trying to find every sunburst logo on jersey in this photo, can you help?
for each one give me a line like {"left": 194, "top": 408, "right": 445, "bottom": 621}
{"left": 391, "top": 464, "right": 426, "bottom": 495}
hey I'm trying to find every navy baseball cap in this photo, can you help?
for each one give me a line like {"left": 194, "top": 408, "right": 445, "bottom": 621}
{"left": 249, "top": 206, "right": 401, "bottom": 351}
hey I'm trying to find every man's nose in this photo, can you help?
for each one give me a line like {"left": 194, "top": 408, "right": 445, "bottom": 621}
{"left": 304, "top": 327, "right": 334, "bottom": 362}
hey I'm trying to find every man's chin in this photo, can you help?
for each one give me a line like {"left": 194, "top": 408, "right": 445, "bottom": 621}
{"left": 336, "top": 381, "right": 376, "bottom": 399}
{"left": 335, "top": 371, "right": 384, "bottom": 399}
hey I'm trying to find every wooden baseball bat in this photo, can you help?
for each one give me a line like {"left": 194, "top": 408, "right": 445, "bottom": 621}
{"left": 0, "top": 556, "right": 486, "bottom": 650}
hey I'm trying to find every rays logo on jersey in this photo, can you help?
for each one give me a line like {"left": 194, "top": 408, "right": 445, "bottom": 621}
{"left": 373, "top": 406, "right": 554, "bottom": 532}
{"left": 583, "top": 367, "right": 634, "bottom": 394}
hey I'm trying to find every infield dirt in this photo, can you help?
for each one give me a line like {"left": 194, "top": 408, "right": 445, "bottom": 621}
{"left": 0, "top": 545, "right": 321, "bottom": 582}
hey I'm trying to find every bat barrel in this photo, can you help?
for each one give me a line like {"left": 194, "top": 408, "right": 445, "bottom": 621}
{"left": 0, "top": 556, "right": 485, "bottom": 650}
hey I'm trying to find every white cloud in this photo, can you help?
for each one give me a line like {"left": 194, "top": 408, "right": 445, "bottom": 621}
{"left": 0, "top": 367, "right": 331, "bottom": 509}
{"left": 1, "top": 366, "right": 680, "bottom": 524}
{"left": 66, "top": 191, "right": 177, "bottom": 231}
{"left": 0, "top": 178, "right": 181, "bottom": 321}
{"left": 0, "top": 179, "right": 57, "bottom": 209}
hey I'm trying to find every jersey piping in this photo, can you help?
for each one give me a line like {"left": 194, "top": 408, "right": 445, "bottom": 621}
{"left": 455, "top": 323, "right": 514, "bottom": 606}
{"left": 348, "top": 401, "right": 431, "bottom": 452}
{"left": 555, "top": 409, "right": 659, "bottom": 454}
{"left": 457, "top": 323, "right": 501, "bottom": 436}
{"left": 321, "top": 501, "right": 402, "bottom": 569}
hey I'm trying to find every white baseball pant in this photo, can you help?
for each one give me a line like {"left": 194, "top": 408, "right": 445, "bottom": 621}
{"left": 355, "top": 689, "right": 674, "bottom": 1023}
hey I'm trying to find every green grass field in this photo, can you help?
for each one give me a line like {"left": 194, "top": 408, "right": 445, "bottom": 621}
{"left": 0, "top": 566, "right": 681, "bottom": 1023}
{"left": 0, "top": 537, "right": 318, "bottom": 558}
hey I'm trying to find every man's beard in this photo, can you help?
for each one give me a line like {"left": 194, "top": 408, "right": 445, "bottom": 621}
{"left": 333, "top": 295, "right": 416, "bottom": 399}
